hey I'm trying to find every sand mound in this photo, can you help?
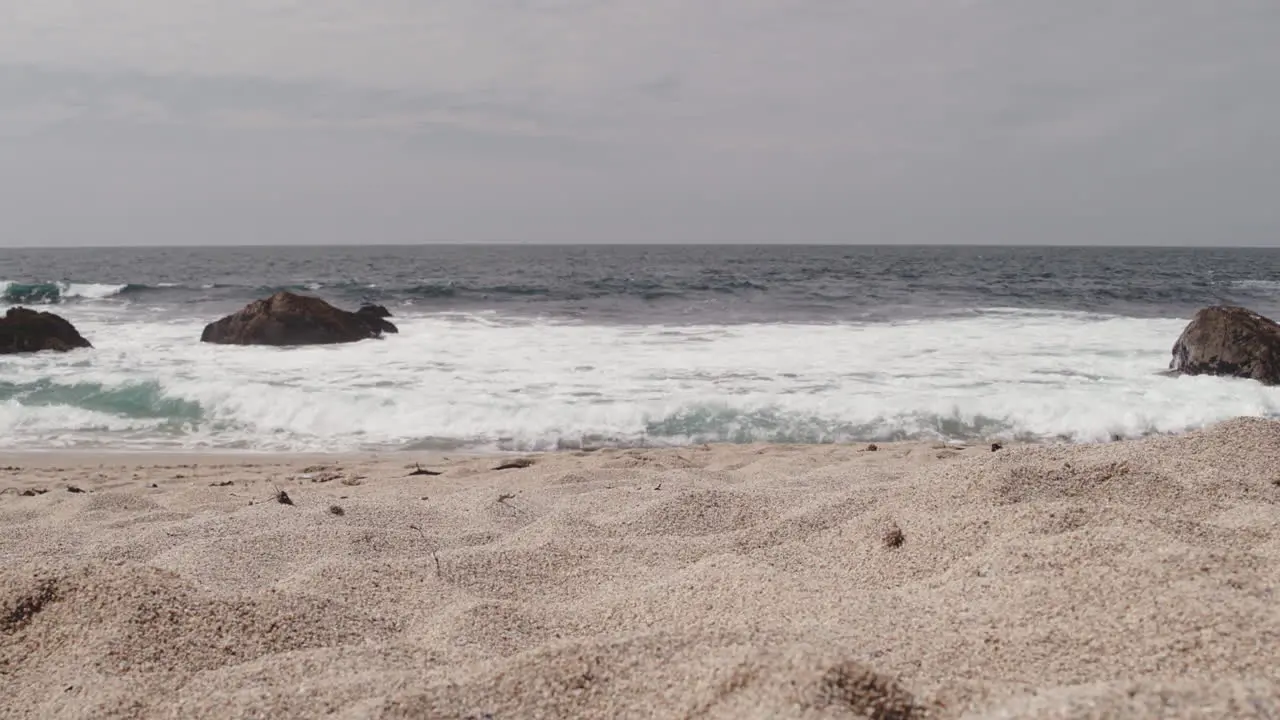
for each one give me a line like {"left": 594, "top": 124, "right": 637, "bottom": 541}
{"left": 624, "top": 488, "right": 775, "bottom": 536}
{"left": 1, "top": 564, "right": 400, "bottom": 718}
{"left": 375, "top": 638, "right": 932, "bottom": 720}
{"left": 2, "top": 418, "right": 1279, "bottom": 718}
{"left": 973, "top": 678, "right": 1280, "bottom": 719}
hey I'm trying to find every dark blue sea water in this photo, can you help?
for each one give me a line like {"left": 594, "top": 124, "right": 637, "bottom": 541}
{"left": 5, "top": 244, "right": 1280, "bottom": 323}
{"left": 3, "top": 245, "right": 1280, "bottom": 452}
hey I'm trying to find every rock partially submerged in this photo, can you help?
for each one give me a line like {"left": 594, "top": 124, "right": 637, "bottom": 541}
{"left": 357, "top": 303, "right": 392, "bottom": 319}
{"left": 0, "top": 307, "right": 93, "bottom": 354}
{"left": 200, "top": 292, "right": 398, "bottom": 346}
{"left": 1170, "top": 305, "right": 1280, "bottom": 385}
{"left": 355, "top": 304, "right": 397, "bottom": 335}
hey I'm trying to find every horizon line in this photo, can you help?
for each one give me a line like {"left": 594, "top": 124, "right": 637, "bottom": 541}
{"left": 6, "top": 241, "right": 1280, "bottom": 250}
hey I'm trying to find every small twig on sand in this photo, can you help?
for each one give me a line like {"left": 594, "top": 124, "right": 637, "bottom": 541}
{"left": 497, "top": 493, "right": 516, "bottom": 503}
{"left": 409, "top": 523, "right": 443, "bottom": 579}
{"left": 408, "top": 464, "right": 442, "bottom": 477}
{"left": 66, "top": 486, "right": 86, "bottom": 494}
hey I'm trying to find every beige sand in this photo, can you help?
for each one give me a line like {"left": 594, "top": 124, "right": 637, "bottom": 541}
{"left": 3, "top": 418, "right": 1280, "bottom": 719}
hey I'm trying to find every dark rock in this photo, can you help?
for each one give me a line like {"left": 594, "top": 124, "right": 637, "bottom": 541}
{"left": 991, "top": 443, "right": 1003, "bottom": 452}
{"left": 358, "top": 304, "right": 392, "bottom": 318}
{"left": 1170, "top": 306, "right": 1280, "bottom": 385}
{"left": 0, "top": 307, "right": 92, "bottom": 354}
{"left": 355, "top": 304, "right": 398, "bottom": 334}
{"left": 200, "top": 292, "right": 398, "bottom": 346}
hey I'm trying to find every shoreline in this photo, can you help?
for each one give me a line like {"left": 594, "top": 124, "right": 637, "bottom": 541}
{"left": 0, "top": 425, "right": 1200, "bottom": 468}
{"left": 0, "top": 449, "right": 430, "bottom": 469}
{"left": 0, "top": 438, "right": 1015, "bottom": 471}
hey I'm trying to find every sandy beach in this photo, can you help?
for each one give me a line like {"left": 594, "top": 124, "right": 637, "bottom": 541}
{"left": 3, "top": 418, "right": 1280, "bottom": 719}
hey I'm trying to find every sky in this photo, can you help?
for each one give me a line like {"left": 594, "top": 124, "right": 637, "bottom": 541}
{"left": 1, "top": 0, "right": 1278, "bottom": 247}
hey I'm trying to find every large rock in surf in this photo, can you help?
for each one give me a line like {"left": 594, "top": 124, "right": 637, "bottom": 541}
{"left": 0, "top": 307, "right": 93, "bottom": 354}
{"left": 200, "top": 292, "right": 397, "bottom": 346}
{"left": 1170, "top": 305, "right": 1280, "bottom": 385}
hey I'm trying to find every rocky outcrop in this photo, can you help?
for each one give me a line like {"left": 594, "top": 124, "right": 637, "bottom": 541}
{"left": 0, "top": 307, "right": 93, "bottom": 354}
{"left": 200, "top": 292, "right": 398, "bottom": 346}
{"left": 1170, "top": 305, "right": 1280, "bottom": 385}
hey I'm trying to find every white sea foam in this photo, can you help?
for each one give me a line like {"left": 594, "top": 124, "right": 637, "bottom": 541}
{"left": 2, "top": 308, "right": 1278, "bottom": 451}
{"left": 64, "top": 283, "right": 131, "bottom": 300}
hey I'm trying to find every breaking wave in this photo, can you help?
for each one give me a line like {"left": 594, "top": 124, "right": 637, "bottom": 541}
{"left": 3, "top": 312, "right": 1280, "bottom": 452}
{"left": 0, "top": 281, "right": 144, "bottom": 304}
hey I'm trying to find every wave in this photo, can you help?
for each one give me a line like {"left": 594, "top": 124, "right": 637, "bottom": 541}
{"left": 254, "top": 283, "right": 325, "bottom": 295}
{"left": 0, "top": 281, "right": 208, "bottom": 305}
{"left": 2, "top": 335, "right": 1280, "bottom": 450}
{"left": 0, "top": 379, "right": 203, "bottom": 421}
{"left": 9, "top": 272, "right": 1263, "bottom": 318}
{"left": 4, "top": 377, "right": 1023, "bottom": 448}
{"left": 2, "top": 383, "right": 1277, "bottom": 453}
{"left": 1, "top": 282, "right": 62, "bottom": 304}
{"left": 1231, "top": 280, "right": 1280, "bottom": 291}
{"left": 1, "top": 281, "right": 137, "bottom": 304}
{"left": 401, "top": 282, "right": 557, "bottom": 300}
{"left": 0, "top": 279, "right": 388, "bottom": 305}
{"left": 2, "top": 308, "right": 1278, "bottom": 453}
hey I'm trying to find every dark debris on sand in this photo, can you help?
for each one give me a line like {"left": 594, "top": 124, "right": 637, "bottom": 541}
{"left": 494, "top": 458, "right": 535, "bottom": 471}
{"left": 881, "top": 521, "right": 905, "bottom": 549}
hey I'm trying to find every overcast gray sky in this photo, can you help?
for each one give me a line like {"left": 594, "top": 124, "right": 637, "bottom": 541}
{"left": 1, "top": 1, "right": 1278, "bottom": 247}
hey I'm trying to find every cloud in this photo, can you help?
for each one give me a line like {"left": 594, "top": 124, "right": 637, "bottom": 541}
{"left": 5, "top": 1, "right": 1277, "bottom": 151}
{"left": 0, "top": 64, "right": 555, "bottom": 138}
{"left": 0, "top": 1, "right": 1278, "bottom": 245}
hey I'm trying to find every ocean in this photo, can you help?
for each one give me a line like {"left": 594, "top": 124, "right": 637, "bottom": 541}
{"left": 3, "top": 244, "right": 1280, "bottom": 453}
